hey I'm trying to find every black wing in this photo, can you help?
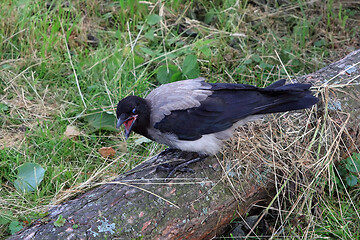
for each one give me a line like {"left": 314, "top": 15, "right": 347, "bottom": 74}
{"left": 154, "top": 79, "right": 318, "bottom": 140}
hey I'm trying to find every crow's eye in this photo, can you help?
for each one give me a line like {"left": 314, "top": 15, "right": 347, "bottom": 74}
{"left": 132, "top": 108, "right": 137, "bottom": 114}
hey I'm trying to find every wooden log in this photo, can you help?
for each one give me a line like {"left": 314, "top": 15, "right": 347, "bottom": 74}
{"left": 297, "top": 48, "right": 360, "bottom": 157}
{"left": 9, "top": 49, "right": 360, "bottom": 240}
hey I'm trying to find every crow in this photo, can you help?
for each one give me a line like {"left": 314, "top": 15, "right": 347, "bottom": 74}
{"left": 116, "top": 77, "right": 318, "bottom": 176}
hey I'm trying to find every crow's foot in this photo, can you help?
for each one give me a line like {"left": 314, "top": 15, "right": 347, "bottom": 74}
{"left": 156, "top": 150, "right": 207, "bottom": 179}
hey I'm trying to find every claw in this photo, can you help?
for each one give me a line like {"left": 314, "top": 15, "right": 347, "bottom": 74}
{"left": 156, "top": 155, "right": 207, "bottom": 180}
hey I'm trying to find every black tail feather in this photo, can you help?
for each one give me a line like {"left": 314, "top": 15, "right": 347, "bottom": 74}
{"left": 258, "top": 95, "right": 318, "bottom": 114}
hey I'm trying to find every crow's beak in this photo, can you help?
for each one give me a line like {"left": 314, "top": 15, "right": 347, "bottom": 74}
{"left": 117, "top": 114, "right": 138, "bottom": 139}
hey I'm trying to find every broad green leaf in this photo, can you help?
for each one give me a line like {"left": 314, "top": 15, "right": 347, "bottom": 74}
{"left": 134, "top": 55, "right": 144, "bottom": 66}
{"left": 259, "top": 62, "right": 274, "bottom": 70}
{"left": 9, "top": 221, "right": 23, "bottom": 235}
{"left": 236, "top": 65, "right": 247, "bottom": 73}
{"left": 182, "top": 54, "right": 197, "bottom": 75}
{"left": 157, "top": 64, "right": 181, "bottom": 84}
{"left": 199, "top": 46, "right": 211, "bottom": 57}
{"left": 334, "top": 175, "right": 343, "bottom": 189}
{"left": 166, "top": 37, "right": 177, "bottom": 45}
{"left": 144, "top": 29, "right": 155, "bottom": 40}
{"left": 345, "top": 153, "right": 360, "bottom": 173}
{"left": 85, "top": 112, "right": 117, "bottom": 132}
{"left": 0, "top": 210, "right": 13, "bottom": 225}
{"left": 170, "top": 72, "right": 183, "bottom": 82}
{"left": 166, "top": 53, "right": 178, "bottom": 59}
{"left": 337, "top": 164, "right": 347, "bottom": 177}
{"left": 0, "top": 103, "right": 9, "bottom": 112}
{"left": 140, "top": 47, "right": 155, "bottom": 56}
{"left": 14, "top": 163, "right": 45, "bottom": 193}
{"left": 0, "top": 216, "right": 11, "bottom": 225}
{"left": 194, "top": 39, "right": 215, "bottom": 48}
{"left": 147, "top": 14, "right": 162, "bottom": 25}
{"left": 136, "top": 24, "right": 148, "bottom": 31}
{"left": 244, "top": 59, "right": 252, "bottom": 65}
{"left": 345, "top": 175, "right": 357, "bottom": 187}
{"left": 204, "top": 11, "right": 215, "bottom": 24}
{"left": 183, "top": 65, "right": 200, "bottom": 79}
{"left": 252, "top": 54, "right": 261, "bottom": 63}
{"left": 0, "top": 63, "right": 12, "bottom": 70}
{"left": 314, "top": 39, "right": 326, "bottom": 47}
{"left": 54, "top": 215, "right": 66, "bottom": 227}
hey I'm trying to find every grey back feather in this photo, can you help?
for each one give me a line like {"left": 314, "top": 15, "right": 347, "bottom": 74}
{"left": 145, "top": 77, "right": 212, "bottom": 124}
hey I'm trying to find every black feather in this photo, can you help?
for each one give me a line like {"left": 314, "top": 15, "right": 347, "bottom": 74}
{"left": 154, "top": 79, "right": 318, "bottom": 140}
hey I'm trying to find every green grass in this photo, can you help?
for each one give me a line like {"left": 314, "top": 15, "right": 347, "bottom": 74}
{"left": 1, "top": 0, "right": 359, "bottom": 238}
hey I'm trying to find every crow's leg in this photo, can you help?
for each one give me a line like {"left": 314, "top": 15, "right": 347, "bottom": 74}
{"left": 165, "top": 155, "right": 207, "bottom": 178}
{"left": 156, "top": 149, "right": 207, "bottom": 178}
{"left": 158, "top": 147, "right": 179, "bottom": 156}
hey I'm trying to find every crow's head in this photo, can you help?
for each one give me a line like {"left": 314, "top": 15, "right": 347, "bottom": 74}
{"left": 116, "top": 96, "right": 150, "bottom": 139}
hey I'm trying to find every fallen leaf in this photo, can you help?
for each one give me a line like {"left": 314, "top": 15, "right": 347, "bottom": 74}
{"left": 134, "top": 136, "right": 152, "bottom": 146}
{"left": 99, "top": 147, "right": 116, "bottom": 158}
{"left": 64, "top": 125, "right": 81, "bottom": 139}
{"left": 117, "top": 142, "right": 127, "bottom": 153}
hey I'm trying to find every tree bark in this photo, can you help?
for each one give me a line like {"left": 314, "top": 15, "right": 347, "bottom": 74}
{"left": 9, "top": 49, "right": 360, "bottom": 240}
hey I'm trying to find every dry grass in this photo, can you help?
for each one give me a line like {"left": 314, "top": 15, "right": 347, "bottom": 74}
{"left": 219, "top": 81, "right": 360, "bottom": 238}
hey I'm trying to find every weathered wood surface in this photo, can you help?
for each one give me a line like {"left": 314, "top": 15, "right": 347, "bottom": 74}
{"left": 9, "top": 49, "right": 360, "bottom": 240}
{"left": 10, "top": 151, "right": 276, "bottom": 240}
